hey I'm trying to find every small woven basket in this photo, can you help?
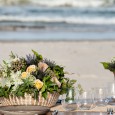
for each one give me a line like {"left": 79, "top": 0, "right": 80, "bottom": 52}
{"left": 0, "top": 92, "right": 59, "bottom": 107}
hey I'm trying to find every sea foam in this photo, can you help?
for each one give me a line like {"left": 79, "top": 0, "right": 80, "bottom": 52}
{"left": 31, "top": 0, "right": 107, "bottom": 7}
{"left": 0, "top": 15, "right": 115, "bottom": 25}
{"left": 0, "top": 0, "right": 113, "bottom": 7}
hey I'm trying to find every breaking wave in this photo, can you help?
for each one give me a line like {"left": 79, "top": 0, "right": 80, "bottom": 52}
{"left": 0, "top": 15, "right": 115, "bottom": 25}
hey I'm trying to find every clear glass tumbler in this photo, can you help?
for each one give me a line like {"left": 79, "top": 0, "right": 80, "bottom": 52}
{"left": 93, "top": 87, "right": 108, "bottom": 106}
{"left": 61, "top": 87, "right": 78, "bottom": 111}
{"left": 78, "top": 91, "right": 94, "bottom": 110}
{"left": 107, "top": 82, "right": 115, "bottom": 99}
{"left": 107, "top": 82, "right": 115, "bottom": 105}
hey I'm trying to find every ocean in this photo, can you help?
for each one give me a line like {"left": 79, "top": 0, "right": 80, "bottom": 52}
{"left": 0, "top": 0, "right": 115, "bottom": 41}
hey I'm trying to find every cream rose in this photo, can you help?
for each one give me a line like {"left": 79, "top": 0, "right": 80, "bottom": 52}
{"left": 26, "top": 65, "right": 36, "bottom": 73}
{"left": 34, "top": 79, "right": 43, "bottom": 90}
{"left": 21, "top": 72, "right": 28, "bottom": 79}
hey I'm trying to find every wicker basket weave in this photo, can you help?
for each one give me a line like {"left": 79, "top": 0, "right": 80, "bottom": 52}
{"left": 0, "top": 92, "right": 59, "bottom": 107}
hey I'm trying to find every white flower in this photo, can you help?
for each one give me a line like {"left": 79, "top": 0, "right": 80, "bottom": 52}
{"left": 10, "top": 71, "right": 23, "bottom": 91}
{"left": 0, "top": 77, "right": 7, "bottom": 87}
{"left": 5, "top": 78, "right": 13, "bottom": 88}
{"left": 12, "top": 58, "right": 20, "bottom": 62}
{"left": 2, "top": 71, "right": 8, "bottom": 77}
{"left": 6, "top": 60, "right": 12, "bottom": 67}
{"left": 0, "top": 71, "right": 24, "bottom": 92}
{"left": 0, "top": 77, "right": 12, "bottom": 88}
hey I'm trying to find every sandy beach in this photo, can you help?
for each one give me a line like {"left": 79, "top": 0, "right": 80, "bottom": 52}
{"left": 0, "top": 41, "right": 115, "bottom": 90}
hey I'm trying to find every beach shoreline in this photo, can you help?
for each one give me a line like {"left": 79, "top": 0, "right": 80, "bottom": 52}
{"left": 0, "top": 40, "right": 115, "bottom": 90}
{"left": 0, "top": 39, "right": 115, "bottom": 42}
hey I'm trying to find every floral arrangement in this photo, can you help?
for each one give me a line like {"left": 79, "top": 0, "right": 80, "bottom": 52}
{"left": 0, "top": 50, "right": 78, "bottom": 100}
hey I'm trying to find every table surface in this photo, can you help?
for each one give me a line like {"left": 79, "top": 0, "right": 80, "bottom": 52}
{"left": 46, "top": 111, "right": 107, "bottom": 115}
{"left": 0, "top": 104, "right": 114, "bottom": 115}
{"left": 0, "top": 111, "right": 107, "bottom": 115}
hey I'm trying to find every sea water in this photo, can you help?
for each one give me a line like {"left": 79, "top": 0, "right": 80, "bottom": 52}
{"left": 0, "top": 0, "right": 115, "bottom": 41}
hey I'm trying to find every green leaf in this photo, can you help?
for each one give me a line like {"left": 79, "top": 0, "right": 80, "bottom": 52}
{"left": 47, "top": 87, "right": 54, "bottom": 93}
{"left": 77, "top": 84, "right": 84, "bottom": 95}
{"left": 41, "top": 85, "right": 46, "bottom": 93}
{"left": 33, "top": 89, "right": 39, "bottom": 100}
{"left": 9, "top": 51, "right": 16, "bottom": 59}
{"left": 43, "top": 76, "right": 51, "bottom": 82}
{"left": 42, "top": 91, "right": 47, "bottom": 99}
{"left": 0, "top": 87, "right": 4, "bottom": 97}
{"left": 32, "top": 50, "right": 43, "bottom": 61}
{"left": 45, "top": 81, "right": 54, "bottom": 86}
{"left": 53, "top": 65, "right": 64, "bottom": 78}
{"left": 101, "top": 62, "right": 110, "bottom": 69}
{"left": 3, "top": 60, "right": 8, "bottom": 65}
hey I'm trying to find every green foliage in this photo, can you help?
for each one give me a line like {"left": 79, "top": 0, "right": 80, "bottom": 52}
{"left": 26, "top": 50, "right": 43, "bottom": 66}
{"left": 77, "top": 84, "right": 84, "bottom": 95}
{"left": 101, "top": 62, "right": 110, "bottom": 69}
{"left": 9, "top": 51, "right": 16, "bottom": 59}
{"left": 14, "top": 78, "right": 38, "bottom": 99}
{"left": 65, "top": 88, "right": 75, "bottom": 101}
{"left": 32, "top": 50, "right": 43, "bottom": 62}
{"left": 66, "top": 79, "right": 77, "bottom": 88}
{"left": 59, "top": 78, "right": 77, "bottom": 95}
{"left": 53, "top": 65, "right": 64, "bottom": 78}
{"left": 41, "top": 75, "right": 60, "bottom": 99}
{"left": 101, "top": 59, "right": 115, "bottom": 72}
{"left": 59, "top": 79, "right": 67, "bottom": 94}
{"left": 0, "top": 86, "right": 13, "bottom": 98}
{"left": 0, "top": 69, "right": 2, "bottom": 77}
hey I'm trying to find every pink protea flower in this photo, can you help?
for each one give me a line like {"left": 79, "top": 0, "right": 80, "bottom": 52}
{"left": 38, "top": 62, "right": 48, "bottom": 72}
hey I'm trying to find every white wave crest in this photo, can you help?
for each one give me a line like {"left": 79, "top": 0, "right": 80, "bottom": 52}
{"left": 0, "top": 15, "right": 115, "bottom": 25}
{"left": 0, "top": 0, "right": 113, "bottom": 7}
{"left": 30, "top": 0, "right": 110, "bottom": 7}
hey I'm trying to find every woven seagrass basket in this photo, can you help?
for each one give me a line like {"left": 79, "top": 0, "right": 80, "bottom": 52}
{"left": 0, "top": 92, "right": 59, "bottom": 107}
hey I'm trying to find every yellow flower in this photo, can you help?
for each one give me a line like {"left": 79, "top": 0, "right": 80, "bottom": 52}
{"left": 38, "top": 62, "right": 48, "bottom": 72}
{"left": 34, "top": 79, "right": 43, "bottom": 90}
{"left": 21, "top": 72, "right": 28, "bottom": 79}
{"left": 26, "top": 65, "right": 36, "bottom": 73}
